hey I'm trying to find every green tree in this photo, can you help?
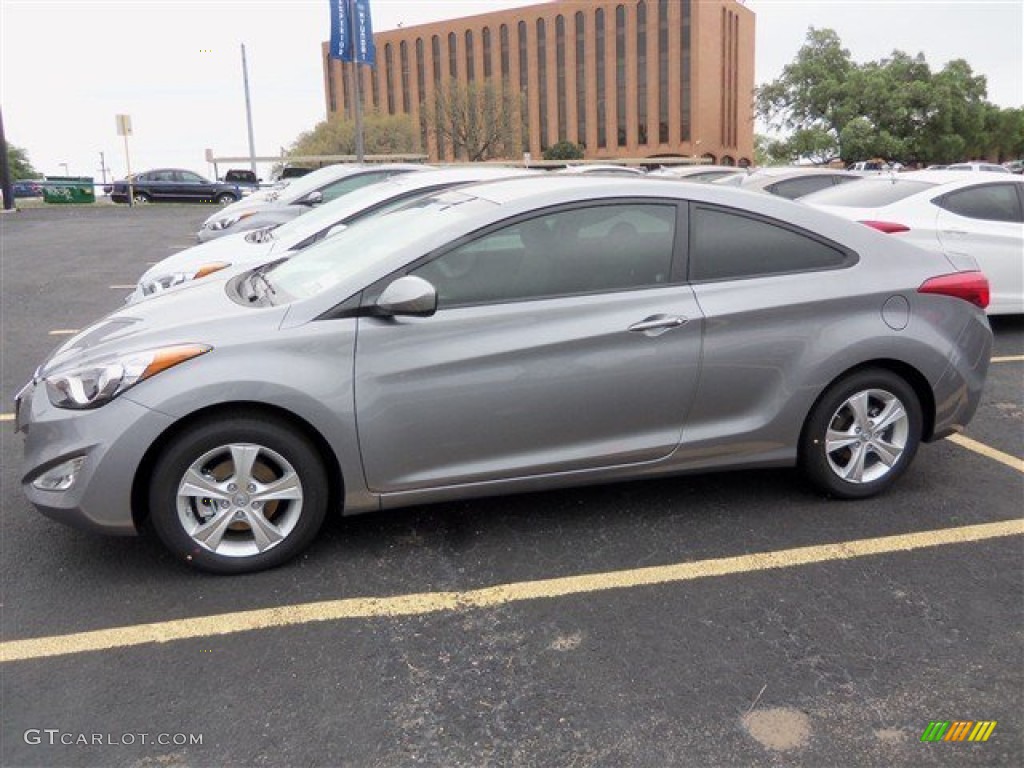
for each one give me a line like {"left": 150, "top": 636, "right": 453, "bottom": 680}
{"left": 288, "top": 111, "right": 420, "bottom": 157}
{"left": 6, "top": 143, "right": 39, "bottom": 179}
{"left": 543, "top": 140, "right": 585, "bottom": 161}
{"left": 421, "top": 79, "right": 521, "bottom": 161}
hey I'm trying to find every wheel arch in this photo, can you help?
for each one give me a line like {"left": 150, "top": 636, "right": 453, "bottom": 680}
{"left": 800, "top": 358, "right": 936, "bottom": 451}
{"left": 131, "top": 401, "right": 344, "bottom": 531}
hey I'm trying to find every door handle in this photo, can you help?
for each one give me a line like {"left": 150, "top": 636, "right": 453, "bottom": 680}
{"left": 942, "top": 228, "right": 968, "bottom": 237}
{"left": 628, "top": 314, "right": 687, "bottom": 334}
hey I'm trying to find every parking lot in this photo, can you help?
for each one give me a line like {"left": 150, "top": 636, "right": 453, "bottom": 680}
{"left": 1, "top": 204, "right": 1021, "bottom": 767}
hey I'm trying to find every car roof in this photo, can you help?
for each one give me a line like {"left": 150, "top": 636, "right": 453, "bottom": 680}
{"left": 389, "top": 166, "right": 542, "bottom": 188}
{"left": 898, "top": 170, "right": 1024, "bottom": 186}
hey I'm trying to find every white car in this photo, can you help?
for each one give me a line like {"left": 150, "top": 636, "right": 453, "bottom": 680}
{"left": 946, "top": 162, "right": 1011, "bottom": 174}
{"left": 802, "top": 170, "right": 1023, "bottom": 314}
{"left": 129, "top": 167, "right": 540, "bottom": 303}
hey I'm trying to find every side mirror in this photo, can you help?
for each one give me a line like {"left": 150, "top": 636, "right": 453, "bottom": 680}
{"left": 301, "top": 190, "right": 323, "bottom": 206}
{"left": 375, "top": 276, "right": 437, "bottom": 317}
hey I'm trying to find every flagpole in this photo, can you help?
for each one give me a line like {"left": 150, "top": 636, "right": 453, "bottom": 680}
{"left": 347, "top": 0, "right": 365, "bottom": 163}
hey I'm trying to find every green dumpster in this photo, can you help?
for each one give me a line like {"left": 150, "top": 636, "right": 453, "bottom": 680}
{"left": 43, "top": 176, "right": 96, "bottom": 204}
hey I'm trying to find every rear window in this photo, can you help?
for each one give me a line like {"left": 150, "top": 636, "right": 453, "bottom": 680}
{"left": 802, "top": 179, "right": 935, "bottom": 207}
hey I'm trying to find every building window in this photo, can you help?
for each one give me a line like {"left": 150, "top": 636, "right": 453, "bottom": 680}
{"left": 536, "top": 19, "right": 548, "bottom": 149}
{"left": 637, "top": 1, "right": 647, "bottom": 145}
{"left": 327, "top": 55, "right": 337, "bottom": 113}
{"left": 448, "top": 32, "right": 458, "bottom": 79}
{"left": 615, "top": 5, "right": 626, "bottom": 146}
{"left": 400, "top": 40, "right": 410, "bottom": 113}
{"left": 465, "top": 30, "right": 475, "bottom": 82}
{"left": 575, "top": 11, "right": 586, "bottom": 146}
{"left": 596, "top": 8, "right": 606, "bottom": 148}
{"left": 432, "top": 35, "right": 444, "bottom": 159}
{"left": 681, "top": 0, "right": 691, "bottom": 142}
{"left": 370, "top": 64, "right": 379, "bottom": 109}
{"left": 500, "top": 24, "right": 510, "bottom": 81}
{"left": 658, "top": 0, "right": 668, "bottom": 143}
{"left": 519, "top": 21, "right": 529, "bottom": 151}
{"left": 483, "top": 27, "right": 492, "bottom": 79}
{"left": 415, "top": 38, "right": 425, "bottom": 104}
{"left": 556, "top": 15, "right": 566, "bottom": 142}
{"left": 385, "top": 42, "right": 395, "bottom": 115}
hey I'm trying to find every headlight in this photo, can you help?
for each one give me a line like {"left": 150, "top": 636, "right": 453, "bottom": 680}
{"left": 44, "top": 344, "right": 212, "bottom": 410}
{"left": 141, "top": 262, "right": 230, "bottom": 295}
{"left": 208, "top": 211, "right": 257, "bottom": 231}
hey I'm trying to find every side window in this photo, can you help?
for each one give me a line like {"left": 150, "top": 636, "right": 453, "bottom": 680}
{"left": 179, "top": 171, "right": 204, "bottom": 184}
{"left": 691, "top": 205, "right": 850, "bottom": 281}
{"left": 149, "top": 171, "right": 174, "bottom": 182}
{"left": 321, "top": 172, "right": 389, "bottom": 203}
{"left": 936, "top": 185, "right": 1022, "bottom": 223}
{"left": 412, "top": 203, "right": 677, "bottom": 307}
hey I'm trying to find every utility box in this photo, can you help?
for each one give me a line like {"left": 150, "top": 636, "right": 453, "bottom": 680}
{"left": 43, "top": 177, "right": 96, "bottom": 204}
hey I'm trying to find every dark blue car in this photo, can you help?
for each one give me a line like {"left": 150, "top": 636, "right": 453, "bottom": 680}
{"left": 110, "top": 169, "right": 241, "bottom": 205}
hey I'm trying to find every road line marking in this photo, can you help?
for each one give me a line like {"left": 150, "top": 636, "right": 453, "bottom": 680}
{"left": 991, "top": 355, "right": 1024, "bottom": 363}
{"left": 48, "top": 329, "right": 79, "bottom": 336}
{"left": 2, "top": 519, "right": 1021, "bottom": 664}
{"left": 946, "top": 434, "right": 1024, "bottom": 473}
{"left": 0, "top": 413, "right": 13, "bottom": 422}
{"left": 109, "top": 285, "right": 135, "bottom": 290}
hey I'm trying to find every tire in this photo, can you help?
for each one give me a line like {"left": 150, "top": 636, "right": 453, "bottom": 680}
{"left": 799, "top": 369, "right": 922, "bottom": 499}
{"left": 148, "top": 414, "right": 328, "bottom": 574}
{"left": 215, "top": 192, "right": 238, "bottom": 205}
{"left": 132, "top": 192, "right": 151, "bottom": 204}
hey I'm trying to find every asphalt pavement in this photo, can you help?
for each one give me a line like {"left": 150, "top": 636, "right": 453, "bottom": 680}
{"left": 1, "top": 204, "right": 1021, "bottom": 767}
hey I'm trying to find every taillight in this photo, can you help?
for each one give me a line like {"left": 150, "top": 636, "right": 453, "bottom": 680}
{"left": 918, "top": 272, "right": 989, "bottom": 309}
{"left": 860, "top": 220, "right": 910, "bottom": 234}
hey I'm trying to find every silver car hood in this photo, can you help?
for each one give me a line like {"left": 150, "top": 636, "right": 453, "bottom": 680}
{"left": 42, "top": 275, "right": 288, "bottom": 375}
{"left": 137, "top": 231, "right": 277, "bottom": 285}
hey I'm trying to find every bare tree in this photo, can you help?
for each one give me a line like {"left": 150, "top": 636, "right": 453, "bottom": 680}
{"left": 422, "top": 79, "right": 521, "bottom": 161}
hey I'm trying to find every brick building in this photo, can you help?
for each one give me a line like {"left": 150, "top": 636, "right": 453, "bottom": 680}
{"left": 323, "top": 0, "right": 755, "bottom": 165}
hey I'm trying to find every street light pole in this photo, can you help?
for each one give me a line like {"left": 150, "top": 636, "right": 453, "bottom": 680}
{"left": 241, "top": 43, "right": 258, "bottom": 175}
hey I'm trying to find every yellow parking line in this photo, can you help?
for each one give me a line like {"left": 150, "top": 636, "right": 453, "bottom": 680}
{"left": 1, "top": 519, "right": 1020, "bottom": 664}
{"left": 991, "top": 355, "right": 1024, "bottom": 363}
{"left": 0, "top": 413, "right": 13, "bottom": 422}
{"left": 48, "top": 329, "right": 79, "bottom": 336}
{"left": 947, "top": 434, "right": 1024, "bottom": 473}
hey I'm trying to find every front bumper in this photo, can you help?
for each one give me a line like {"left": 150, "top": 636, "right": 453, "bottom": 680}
{"left": 18, "top": 380, "right": 175, "bottom": 535}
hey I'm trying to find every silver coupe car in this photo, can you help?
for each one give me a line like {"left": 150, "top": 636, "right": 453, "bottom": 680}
{"left": 17, "top": 176, "right": 993, "bottom": 573}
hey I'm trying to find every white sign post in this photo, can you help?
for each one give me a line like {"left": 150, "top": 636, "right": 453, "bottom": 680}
{"left": 115, "top": 114, "right": 134, "bottom": 205}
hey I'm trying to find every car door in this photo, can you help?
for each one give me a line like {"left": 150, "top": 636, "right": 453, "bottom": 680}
{"left": 934, "top": 182, "right": 1024, "bottom": 313}
{"left": 177, "top": 170, "right": 211, "bottom": 202}
{"left": 352, "top": 201, "right": 704, "bottom": 492}
{"left": 145, "top": 170, "right": 177, "bottom": 200}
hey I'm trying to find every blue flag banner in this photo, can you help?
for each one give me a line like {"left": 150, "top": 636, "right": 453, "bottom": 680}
{"left": 329, "top": 0, "right": 375, "bottom": 64}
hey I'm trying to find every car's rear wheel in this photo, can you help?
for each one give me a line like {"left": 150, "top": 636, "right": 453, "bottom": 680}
{"left": 215, "top": 192, "right": 237, "bottom": 205}
{"left": 132, "top": 192, "right": 151, "bottom": 204}
{"left": 799, "top": 369, "right": 922, "bottom": 499}
{"left": 148, "top": 415, "right": 328, "bottom": 573}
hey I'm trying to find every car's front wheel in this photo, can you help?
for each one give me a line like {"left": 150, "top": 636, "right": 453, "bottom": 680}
{"left": 148, "top": 414, "right": 329, "bottom": 573}
{"left": 799, "top": 369, "right": 922, "bottom": 499}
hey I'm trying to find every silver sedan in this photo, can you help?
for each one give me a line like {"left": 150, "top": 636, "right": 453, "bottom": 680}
{"left": 17, "top": 177, "right": 992, "bottom": 573}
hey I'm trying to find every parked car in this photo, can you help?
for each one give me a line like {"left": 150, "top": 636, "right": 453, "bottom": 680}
{"left": 110, "top": 169, "right": 242, "bottom": 205}
{"left": 648, "top": 164, "right": 748, "bottom": 182}
{"left": 12, "top": 179, "right": 45, "bottom": 197}
{"left": 713, "top": 167, "right": 864, "bottom": 199}
{"left": 802, "top": 170, "right": 1023, "bottom": 314}
{"left": 946, "top": 162, "right": 1012, "bottom": 174}
{"left": 1002, "top": 160, "right": 1023, "bottom": 175}
{"left": 222, "top": 169, "right": 262, "bottom": 196}
{"left": 129, "top": 167, "right": 542, "bottom": 302}
{"left": 17, "top": 176, "right": 992, "bottom": 573}
{"left": 273, "top": 165, "right": 315, "bottom": 182}
{"left": 196, "top": 163, "right": 430, "bottom": 242}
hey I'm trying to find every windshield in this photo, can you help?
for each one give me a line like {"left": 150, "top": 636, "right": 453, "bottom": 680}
{"left": 268, "top": 191, "right": 488, "bottom": 301}
{"left": 802, "top": 179, "right": 936, "bottom": 207}
{"left": 275, "top": 165, "right": 353, "bottom": 204}
{"left": 271, "top": 177, "right": 406, "bottom": 244}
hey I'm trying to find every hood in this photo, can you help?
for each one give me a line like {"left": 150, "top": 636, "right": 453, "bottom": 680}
{"left": 42, "top": 274, "right": 289, "bottom": 376}
{"left": 138, "top": 232, "right": 276, "bottom": 285}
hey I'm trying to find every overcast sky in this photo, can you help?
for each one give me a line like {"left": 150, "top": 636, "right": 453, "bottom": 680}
{"left": 2, "top": 0, "right": 1021, "bottom": 180}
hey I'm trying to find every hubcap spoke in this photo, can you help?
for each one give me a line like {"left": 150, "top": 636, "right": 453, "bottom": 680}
{"left": 229, "top": 444, "right": 260, "bottom": 488}
{"left": 252, "top": 471, "right": 302, "bottom": 502}
{"left": 872, "top": 399, "right": 907, "bottom": 434}
{"left": 870, "top": 438, "right": 902, "bottom": 467}
{"left": 841, "top": 443, "right": 868, "bottom": 482}
{"left": 192, "top": 508, "right": 237, "bottom": 552}
{"left": 847, "top": 391, "right": 872, "bottom": 431}
{"left": 826, "top": 428, "right": 860, "bottom": 453}
{"left": 244, "top": 508, "right": 285, "bottom": 552}
{"left": 179, "top": 469, "right": 230, "bottom": 502}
